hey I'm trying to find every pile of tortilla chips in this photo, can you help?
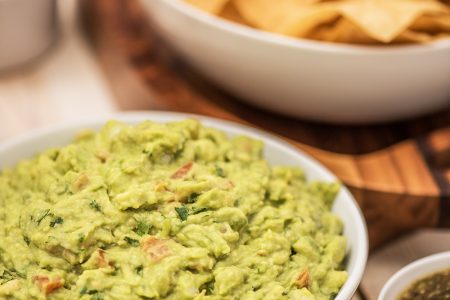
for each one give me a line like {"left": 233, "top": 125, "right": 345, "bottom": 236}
{"left": 184, "top": 0, "right": 450, "bottom": 44}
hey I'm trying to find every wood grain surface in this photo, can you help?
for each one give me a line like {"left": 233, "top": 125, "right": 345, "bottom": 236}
{"left": 79, "top": 0, "right": 450, "bottom": 249}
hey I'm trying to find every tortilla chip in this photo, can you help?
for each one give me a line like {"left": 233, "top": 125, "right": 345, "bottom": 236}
{"left": 336, "top": 0, "right": 449, "bottom": 43}
{"left": 284, "top": 6, "right": 341, "bottom": 37}
{"left": 410, "top": 14, "right": 450, "bottom": 33}
{"left": 395, "top": 29, "right": 436, "bottom": 43}
{"left": 308, "top": 17, "right": 379, "bottom": 44}
{"left": 184, "top": 0, "right": 450, "bottom": 45}
{"left": 219, "top": 2, "right": 250, "bottom": 25}
{"left": 233, "top": 0, "right": 339, "bottom": 36}
{"left": 185, "top": 0, "right": 230, "bottom": 14}
{"left": 232, "top": 0, "right": 304, "bottom": 32}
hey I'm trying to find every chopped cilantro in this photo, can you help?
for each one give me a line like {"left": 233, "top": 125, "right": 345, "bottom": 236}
{"left": 187, "top": 193, "right": 200, "bottom": 204}
{"left": 78, "top": 234, "right": 85, "bottom": 244}
{"left": 49, "top": 216, "right": 64, "bottom": 227}
{"left": 36, "top": 209, "right": 51, "bottom": 225}
{"left": 290, "top": 247, "right": 297, "bottom": 256}
{"left": 124, "top": 236, "right": 139, "bottom": 247}
{"left": 175, "top": 206, "right": 189, "bottom": 221}
{"left": 191, "top": 207, "right": 208, "bottom": 215}
{"left": 80, "top": 287, "right": 98, "bottom": 295}
{"left": 0, "top": 269, "right": 25, "bottom": 284}
{"left": 133, "top": 221, "right": 151, "bottom": 236}
{"left": 89, "top": 200, "right": 102, "bottom": 212}
{"left": 201, "top": 281, "right": 215, "bottom": 295}
{"left": 110, "top": 267, "right": 119, "bottom": 276}
{"left": 43, "top": 265, "right": 53, "bottom": 272}
{"left": 175, "top": 205, "right": 207, "bottom": 220}
{"left": 23, "top": 235, "right": 30, "bottom": 245}
{"left": 55, "top": 184, "right": 68, "bottom": 195}
{"left": 91, "top": 294, "right": 104, "bottom": 300}
{"left": 215, "top": 165, "right": 225, "bottom": 177}
{"left": 136, "top": 265, "right": 144, "bottom": 276}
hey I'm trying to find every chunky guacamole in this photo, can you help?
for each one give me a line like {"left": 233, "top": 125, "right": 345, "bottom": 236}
{"left": 0, "top": 120, "right": 348, "bottom": 300}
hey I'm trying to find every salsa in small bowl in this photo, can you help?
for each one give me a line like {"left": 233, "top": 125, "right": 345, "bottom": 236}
{"left": 379, "top": 251, "right": 450, "bottom": 300}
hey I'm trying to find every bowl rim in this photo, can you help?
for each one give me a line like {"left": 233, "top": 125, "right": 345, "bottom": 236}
{"left": 378, "top": 251, "right": 450, "bottom": 300}
{"left": 160, "top": 0, "right": 450, "bottom": 55}
{"left": 0, "top": 111, "right": 368, "bottom": 299}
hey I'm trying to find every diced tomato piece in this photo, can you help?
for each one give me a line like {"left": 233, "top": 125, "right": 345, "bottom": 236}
{"left": 33, "top": 275, "right": 49, "bottom": 287}
{"left": 32, "top": 275, "right": 63, "bottom": 295}
{"left": 72, "top": 173, "right": 90, "bottom": 191}
{"left": 171, "top": 162, "right": 193, "bottom": 179}
{"left": 95, "top": 150, "right": 109, "bottom": 162}
{"left": 295, "top": 270, "right": 310, "bottom": 289}
{"left": 45, "top": 279, "right": 63, "bottom": 295}
{"left": 141, "top": 237, "right": 172, "bottom": 262}
{"left": 96, "top": 249, "right": 112, "bottom": 268}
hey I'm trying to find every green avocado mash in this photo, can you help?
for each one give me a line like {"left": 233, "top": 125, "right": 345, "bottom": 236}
{"left": 0, "top": 120, "right": 347, "bottom": 300}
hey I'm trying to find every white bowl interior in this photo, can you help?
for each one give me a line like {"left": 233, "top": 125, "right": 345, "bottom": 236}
{"left": 379, "top": 251, "right": 450, "bottom": 300}
{"left": 0, "top": 111, "right": 368, "bottom": 299}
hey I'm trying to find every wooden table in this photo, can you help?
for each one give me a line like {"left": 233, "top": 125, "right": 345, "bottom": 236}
{"left": 0, "top": 1, "right": 448, "bottom": 299}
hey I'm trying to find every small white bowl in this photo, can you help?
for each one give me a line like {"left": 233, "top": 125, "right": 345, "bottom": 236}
{"left": 139, "top": 0, "right": 450, "bottom": 123}
{"left": 0, "top": 111, "right": 368, "bottom": 300}
{"left": 379, "top": 251, "right": 450, "bottom": 300}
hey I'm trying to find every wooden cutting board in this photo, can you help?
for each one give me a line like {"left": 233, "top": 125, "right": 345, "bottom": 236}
{"left": 79, "top": 0, "right": 450, "bottom": 249}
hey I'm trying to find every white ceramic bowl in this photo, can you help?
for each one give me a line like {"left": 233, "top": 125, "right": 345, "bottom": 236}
{"left": 139, "top": 0, "right": 450, "bottom": 123}
{"left": 0, "top": 111, "right": 367, "bottom": 299}
{"left": 379, "top": 251, "right": 450, "bottom": 300}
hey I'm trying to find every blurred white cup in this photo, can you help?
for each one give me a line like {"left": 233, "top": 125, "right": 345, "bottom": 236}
{"left": 0, "top": 0, "right": 57, "bottom": 70}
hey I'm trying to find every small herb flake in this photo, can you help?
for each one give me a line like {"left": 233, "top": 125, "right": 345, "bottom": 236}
{"left": 175, "top": 206, "right": 189, "bottom": 221}
{"left": 49, "top": 216, "right": 64, "bottom": 228}
{"left": 110, "top": 267, "right": 119, "bottom": 276}
{"left": 134, "top": 221, "right": 151, "bottom": 236}
{"left": 290, "top": 247, "right": 297, "bottom": 256}
{"left": 91, "top": 294, "right": 104, "bottom": 300}
{"left": 43, "top": 266, "right": 53, "bottom": 272}
{"left": 201, "top": 281, "right": 215, "bottom": 295}
{"left": 36, "top": 209, "right": 51, "bottom": 225}
{"left": 135, "top": 265, "right": 144, "bottom": 276}
{"left": 23, "top": 235, "right": 30, "bottom": 246}
{"left": 55, "top": 184, "right": 68, "bottom": 195}
{"left": 89, "top": 200, "right": 102, "bottom": 212}
{"left": 124, "top": 236, "right": 139, "bottom": 247}
{"left": 0, "top": 269, "right": 25, "bottom": 284}
{"left": 215, "top": 165, "right": 225, "bottom": 177}
{"left": 15, "top": 270, "right": 25, "bottom": 279}
{"left": 187, "top": 193, "right": 200, "bottom": 204}
{"left": 192, "top": 207, "right": 208, "bottom": 215}
{"left": 78, "top": 234, "right": 85, "bottom": 244}
{"left": 80, "top": 287, "right": 98, "bottom": 295}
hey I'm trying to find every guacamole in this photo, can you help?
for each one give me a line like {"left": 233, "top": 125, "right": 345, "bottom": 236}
{"left": 0, "top": 120, "right": 347, "bottom": 300}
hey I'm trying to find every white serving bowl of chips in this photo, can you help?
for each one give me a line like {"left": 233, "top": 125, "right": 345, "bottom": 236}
{"left": 140, "top": 0, "right": 450, "bottom": 123}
